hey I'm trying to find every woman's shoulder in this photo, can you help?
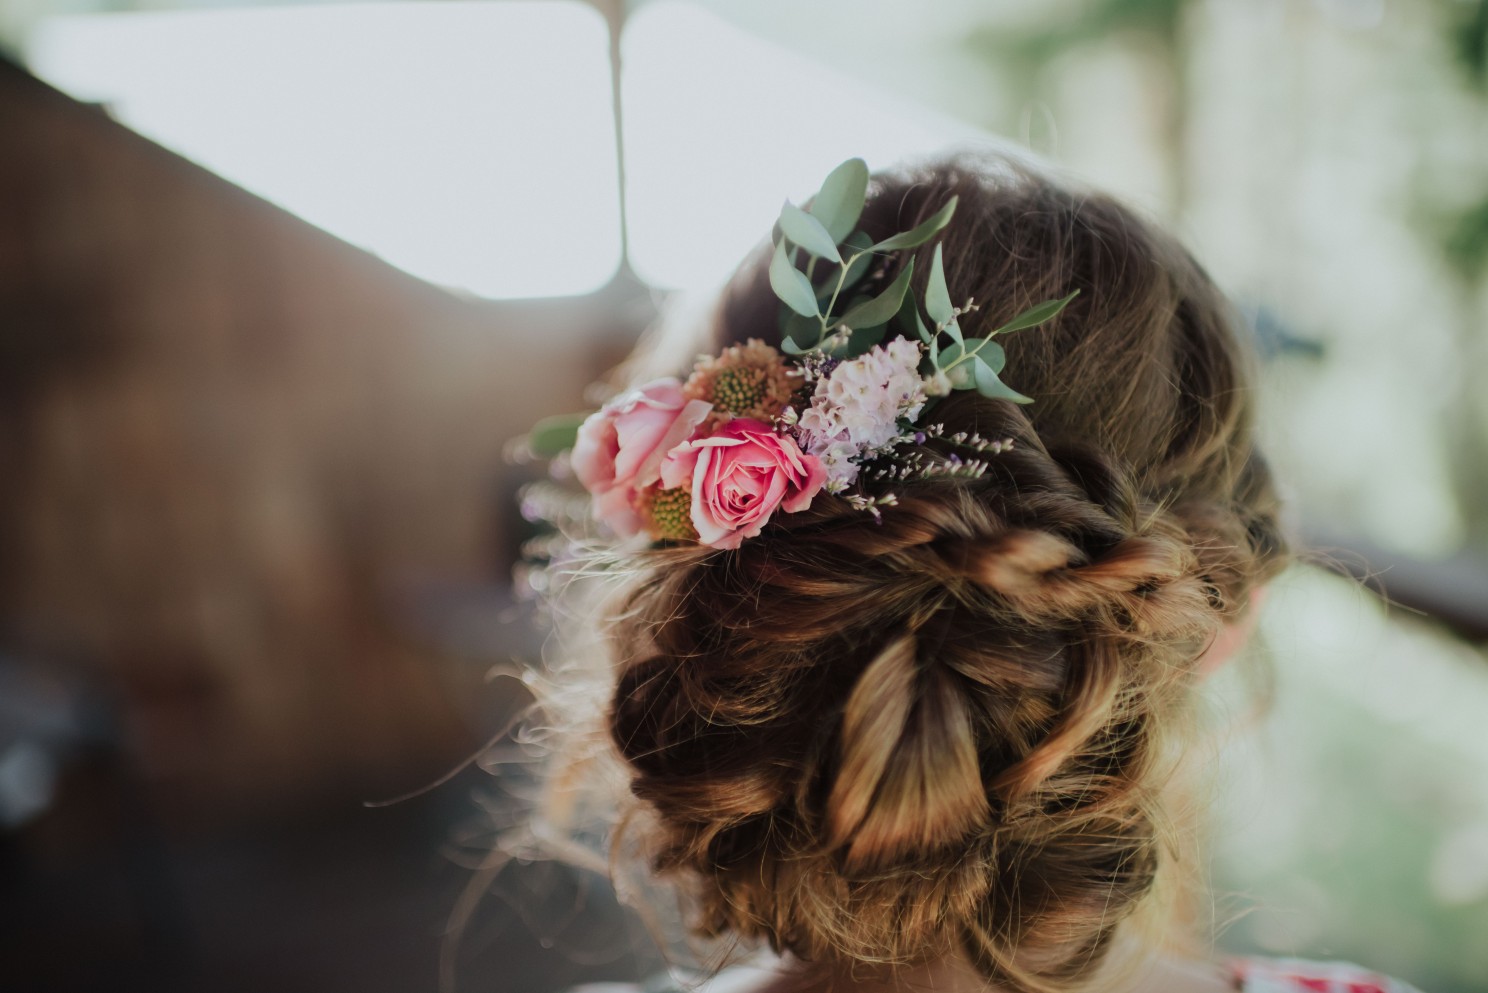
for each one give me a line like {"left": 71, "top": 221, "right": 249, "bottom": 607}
{"left": 1231, "top": 956, "right": 1427, "bottom": 993}
{"left": 566, "top": 957, "right": 1426, "bottom": 993}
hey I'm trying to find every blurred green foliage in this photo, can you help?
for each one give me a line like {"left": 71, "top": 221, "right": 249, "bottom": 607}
{"left": 957, "top": 4, "right": 1488, "bottom": 990}
{"left": 1443, "top": 194, "right": 1488, "bottom": 280}
{"left": 1448, "top": 0, "right": 1488, "bottom": 91}
{"left": 972, "top": 0, "right": 1488, "bottom": 296}
{"left": 969, "top": 0, "right": 1185, "bottom": 57}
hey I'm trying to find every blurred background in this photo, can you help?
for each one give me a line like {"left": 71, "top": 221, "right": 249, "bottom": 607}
{"left": 0, "top": 1, "right": 1485, "bottom": 991}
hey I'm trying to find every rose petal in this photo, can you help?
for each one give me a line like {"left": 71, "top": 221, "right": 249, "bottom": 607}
{"left": 688, "top": 447, "right": 731, "bottom": 546}
{"left": 680, "top": 418, "right": 827, "bottom": 549}
{"left": 571, "top": 411, "right": 619, "bottom": 493}
{"left": 594, "top": 484, "right": 642, "bottom": 538}
{"left": 781, "top": 451, "right": 826, "bottom": 513}
{"left": 633, "top": 398, "right": 712, "bottom": 488}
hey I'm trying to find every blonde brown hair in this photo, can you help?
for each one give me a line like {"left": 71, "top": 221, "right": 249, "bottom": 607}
{"left": 574, "top": 156, "right": 1287, "bottom": 990}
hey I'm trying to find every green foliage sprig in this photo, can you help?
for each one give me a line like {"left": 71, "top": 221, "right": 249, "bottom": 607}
{"left": 770, "top": 158, "right": 1078, "bottom": 404}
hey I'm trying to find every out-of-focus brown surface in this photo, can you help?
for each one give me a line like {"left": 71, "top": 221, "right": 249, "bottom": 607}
{"left": 0, "top": 56, "right": 640, "bottom": 816}
{"left": 0, "top": 56, "right": 653, "bottom": 992}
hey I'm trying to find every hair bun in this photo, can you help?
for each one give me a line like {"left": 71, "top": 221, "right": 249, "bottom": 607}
{"left": 826, "top": 631, "right": 986, "bottom": 869}
{"left": 589, "top": 160, "right": 1289, "bottom": 988}
{"left": 604, "top": 436, "right": 1226, "bottom": 970}
{"left": 952, "top": 526, "right": 1215, "bottom": 638}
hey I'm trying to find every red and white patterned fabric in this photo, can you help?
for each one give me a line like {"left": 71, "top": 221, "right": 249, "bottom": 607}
{"left": 573, "top": 957, "right": 1427, "bottom": 993}
{"left": 1233, "top": 957, "right": 1426, "bottom": 993}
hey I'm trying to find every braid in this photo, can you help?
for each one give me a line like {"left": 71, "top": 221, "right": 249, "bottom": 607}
{"left": 588, "top": 156, "right": 1290, "bottom": 991}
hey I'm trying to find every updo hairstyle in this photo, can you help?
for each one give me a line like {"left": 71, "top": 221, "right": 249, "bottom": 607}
{"left": 598, "top": 157, "right": 1288, "bottom": 990}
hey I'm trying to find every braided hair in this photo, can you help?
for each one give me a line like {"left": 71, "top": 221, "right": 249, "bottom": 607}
{"left": 586, "top": 155, "right": 1288, "bottom": 991}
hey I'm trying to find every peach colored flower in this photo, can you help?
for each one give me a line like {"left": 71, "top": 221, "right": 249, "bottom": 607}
{"left": 571, "top": 379, "right": 712, "bottom": 538}
{"left": 683, "top": 339, "right": 801, "bottom": 428}
{"left": 660, "top": 418, "right": 825, "bottom": 550}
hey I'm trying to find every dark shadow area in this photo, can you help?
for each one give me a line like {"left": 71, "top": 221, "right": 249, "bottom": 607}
{"left": 0, "top": 55, "right": 655, "bottom": 993}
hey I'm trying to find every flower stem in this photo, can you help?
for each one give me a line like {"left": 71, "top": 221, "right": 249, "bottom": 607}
{"left": 817, "top": 251, "right": 866, "bottom": 344}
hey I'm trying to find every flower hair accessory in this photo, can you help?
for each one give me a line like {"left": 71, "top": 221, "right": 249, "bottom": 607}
{"left": 527, "top": 159, "right": 1077, "bottom": 549}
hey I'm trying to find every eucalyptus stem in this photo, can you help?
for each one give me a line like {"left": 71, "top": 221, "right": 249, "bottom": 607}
{"left": 933, "top": 303, "right": 991, "bottom": 374}
{"left": 942, "top": 335, "right": 993, "bottom": 371}
{"left": 818, "top": 250, "right": 867, "bottom": 341}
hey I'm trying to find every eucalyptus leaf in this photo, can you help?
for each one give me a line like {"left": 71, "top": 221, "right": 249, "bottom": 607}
{"left": 809, "top": 157, "right": 869, "bottom": 243}
{"left": 827, "top": 231, "right": 875, "bottom": 298}
{"left": 992, "top": 289, "right": 1080, "bottom": 335}
{"left": 870, "top": 196, "right": 958, "bottom": 251}
{"left": 528, "top": 412, "right": 588, "bottom": 457}
{"left": 924, "top": 244, "right": 955, "bottom": 328}
{"left": 897, "top": 289, "right": 931, "bottom": 344}
{"left": 783, "top": 310, "right": 820, "bottom": 349}
{"left": 778, "top": 202, "right": 842, "bottom": 262}
{"left": 937, "top": 337, "right": 1005, "bottom": 373}
{"left": 846, "top": 323, "right": 887, "bottom": 356}
{"left": 836, "top": 292, "right": 870, "bottom": 321}
{"left": 781, "top": 336, "right": 813, "bottom": 356}
{"left": 973, "top": 357, "right": 1033, "bottom": 403}
{"left": 934, "top": 337, "right": 970, "bottom": 364}
{"left": 770, "top": 241, "right": 821, "bottom": 318}
{"left": 838, "top": 258, "right": 915, "bottom": 330}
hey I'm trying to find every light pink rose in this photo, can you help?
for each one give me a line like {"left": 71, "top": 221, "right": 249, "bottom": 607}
{"left": 571, "top": 378, "right": 712, "bottom": 537}
{"left": 659, "top": 418, "right": 826, "bottom": 550}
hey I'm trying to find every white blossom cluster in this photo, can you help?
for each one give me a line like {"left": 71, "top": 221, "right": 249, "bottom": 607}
{"left": 793, "top": 338, "right": 928, "bottom": 490}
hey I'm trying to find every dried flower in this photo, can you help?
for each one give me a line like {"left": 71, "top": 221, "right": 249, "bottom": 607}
{"left": 794, "top": 337, "right": 926, "bottom": 487}
{"left": 684, "top": 339, "right": 800, "bottom": 428}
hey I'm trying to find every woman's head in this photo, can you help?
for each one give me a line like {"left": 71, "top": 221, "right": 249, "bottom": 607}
{"left": 590, "top": 155, "right": 1288, "bottom": 989}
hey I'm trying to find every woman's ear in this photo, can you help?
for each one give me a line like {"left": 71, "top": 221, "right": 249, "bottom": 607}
{"left": 1197, "top": 585, "right": 1270, "bottom": 677}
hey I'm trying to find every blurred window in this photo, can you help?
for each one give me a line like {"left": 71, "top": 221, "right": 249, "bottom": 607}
{"left": 621, "top": 1, "right": 985, "bottom": 291}
{"left": 25, "top": 2, "right": 623, "bottom": 299}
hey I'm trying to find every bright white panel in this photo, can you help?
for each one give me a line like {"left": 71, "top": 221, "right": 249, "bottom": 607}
{"left": 27, "top": 3, "right": 622, "bottom": 299}
{"left": 622, "top": 2, "right": 1000, "bottom": 292}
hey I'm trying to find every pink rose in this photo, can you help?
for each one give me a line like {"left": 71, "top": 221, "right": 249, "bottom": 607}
{"left": 571, "top": 378, "right": 712, "bottom": 537}
{"left": 660, "top": 418, "right": 826, "bottom": 550}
